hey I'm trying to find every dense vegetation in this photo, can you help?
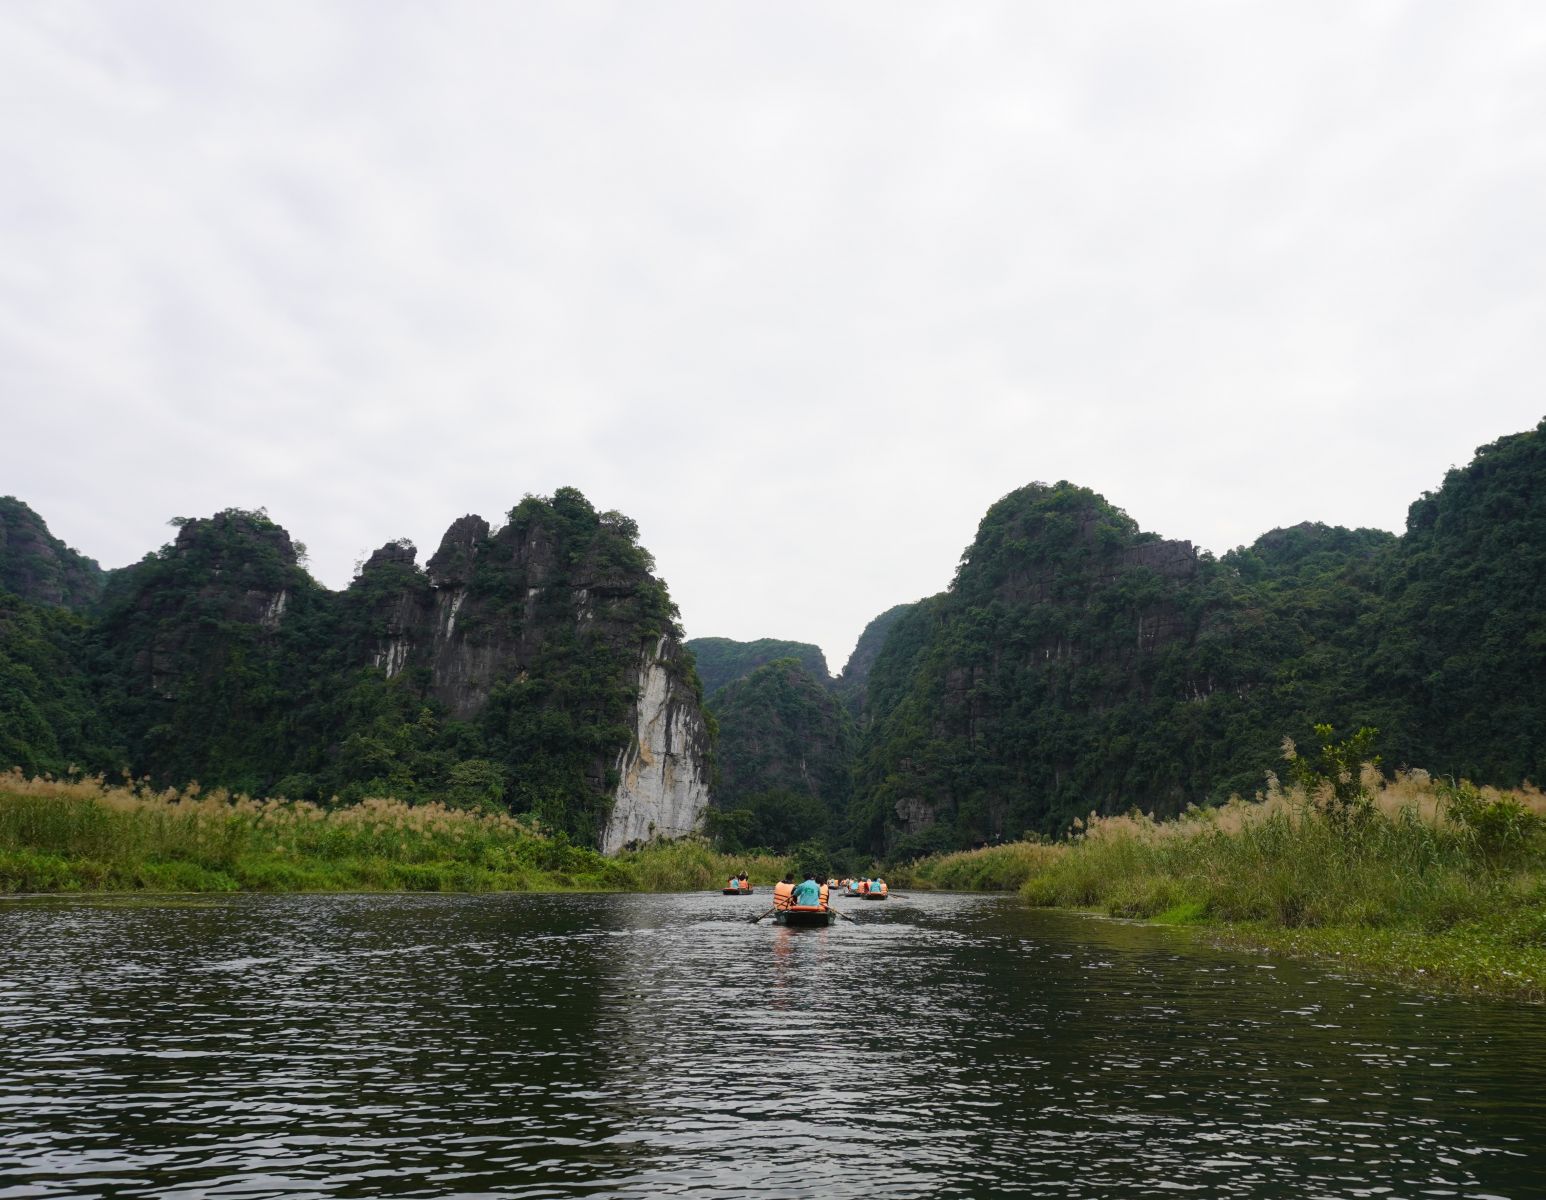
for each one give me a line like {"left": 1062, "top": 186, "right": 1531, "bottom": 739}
{"left": 0, "top": 490, "right": 701, "bottom": 846}
{"left": 703, "top": 657, "right": 856, "bottom": 856}
{"left": 852, "top": 419, "right": 1546, "bottom": 854}
{"left": 685, "top": 636, "right": 830, "bottom": 696}
{"left": 0, "top": 497, "right": 103, "bottom": 611}
{"left": 0, "top": 773, "right": 789, "bottom": 894}
{"left": 3, "top": 419, "right": 1544, "bottom": 875}
{"left": 0, "top": 593, "right": 108, "bottom": 776}
{"left": 833, "top": 602, "right": 917, "bottom": 715}
{"left": 895, "top": 751, "right": 1546, "bottom": 1002}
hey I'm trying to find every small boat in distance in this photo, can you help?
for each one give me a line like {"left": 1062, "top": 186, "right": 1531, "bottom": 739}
{"left": 863, "top": 879, "right": 889, "bottom": 900}
{"left": 722, "top": 872, "right": 753, "bottom": 895}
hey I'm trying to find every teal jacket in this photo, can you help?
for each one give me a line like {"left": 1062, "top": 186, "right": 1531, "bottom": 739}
{"left": 791, "top": 879, "right": 821, "bottom": 906}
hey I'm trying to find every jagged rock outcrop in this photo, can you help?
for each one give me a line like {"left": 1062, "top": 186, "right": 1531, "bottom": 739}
{"left": 72, "top": 491, "right": 713, "bottom": 845}
{"left": 0, "top": 497, "right": 105, "bottom": 611}
{"left": 341, "top": 492, "right": 713, "bottom": 847}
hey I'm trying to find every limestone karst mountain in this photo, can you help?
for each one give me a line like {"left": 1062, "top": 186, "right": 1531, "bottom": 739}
{"left": 7, "top": 491, "right": 712, "bottom": 852}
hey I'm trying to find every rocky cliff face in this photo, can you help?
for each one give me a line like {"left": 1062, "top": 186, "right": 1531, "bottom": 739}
{"left": 75, "top": 492, "right": 713, "bottom": 847}
{"left": 601, "top": 635, "right": 713, "bottom": 852}
{"left": 0, "top": 497, "right": 105, "bottom": 611}
{"left": 343, "top": 492, "right": 714, "bottom": 848}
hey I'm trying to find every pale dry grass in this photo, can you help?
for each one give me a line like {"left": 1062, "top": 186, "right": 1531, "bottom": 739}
{"left": 1068, "top": 769, "right": 1546, "bottom": 846}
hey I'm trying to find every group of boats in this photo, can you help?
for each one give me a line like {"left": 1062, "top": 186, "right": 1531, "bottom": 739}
{"left": 720, "top": 874, "right": 890, "bottom": 927}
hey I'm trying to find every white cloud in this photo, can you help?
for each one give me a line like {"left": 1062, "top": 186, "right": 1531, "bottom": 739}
{"left": 3, "top": 0, "right": 1543, "bottom": 668}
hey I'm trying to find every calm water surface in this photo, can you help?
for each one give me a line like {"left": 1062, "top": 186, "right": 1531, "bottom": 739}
{"left": 1, "top": 891, "right": 1543, "bottom": 1198}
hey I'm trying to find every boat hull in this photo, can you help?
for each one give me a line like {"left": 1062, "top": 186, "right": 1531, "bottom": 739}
{"left": 862, "top": 891, "right": 888, "bottom": 900}
{"left": 773, "top": 908, "right": 837, "bottom": 927}
{"left": 721, "top": 889, "right": 755, "bottom": 895}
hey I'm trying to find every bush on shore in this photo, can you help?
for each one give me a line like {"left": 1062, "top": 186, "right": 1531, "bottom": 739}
{"left": 0, "top": 771, "right": 784, "bottom": 895}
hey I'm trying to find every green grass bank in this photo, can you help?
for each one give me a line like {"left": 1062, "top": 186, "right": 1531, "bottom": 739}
{"left": 895, "top": 771, "right": 1546, "bottom": 1002}
{"left": 0, "top": 772, "right": 791, "bottom": 895}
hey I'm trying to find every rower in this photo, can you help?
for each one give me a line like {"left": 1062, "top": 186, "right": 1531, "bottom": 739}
{"left": 791, "top": 872, "right": 822, "bottom": 907}
{"left": 773, "top": 874, "right": 796, "bottom": 910}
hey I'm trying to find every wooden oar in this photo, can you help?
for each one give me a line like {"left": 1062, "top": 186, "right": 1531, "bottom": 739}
{"left": 748, "top": 906, "right": 777, "bottom": 924}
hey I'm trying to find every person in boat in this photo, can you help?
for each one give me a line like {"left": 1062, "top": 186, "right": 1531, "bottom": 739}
{"left": 773, "top": 874, "right": 796, "bottom": 910}
{"left": 726, "top": 874, "right": 741, "bottom": 891}
{"left": 791, "top": 872, "right": 822, "bottom": 907}
{"left": 737, "top": 872, "right": 750, "bottom": 890}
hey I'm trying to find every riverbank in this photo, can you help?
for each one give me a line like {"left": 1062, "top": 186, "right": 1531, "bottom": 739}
{"left": 0, "top": 772, "right": 791, "bottom": 895}
{"left": 895, "top": 772, "right": 1546, "bottom": 1002}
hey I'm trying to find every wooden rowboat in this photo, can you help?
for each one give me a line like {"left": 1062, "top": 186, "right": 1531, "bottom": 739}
{"left": 721, "top": 887, "right": 755, "bottom": 895}
{"left": 773, "top": 906, "right": 837, "bottom": 927}
{"left": 862, "top": 889, "right": 888, "bottom": 900}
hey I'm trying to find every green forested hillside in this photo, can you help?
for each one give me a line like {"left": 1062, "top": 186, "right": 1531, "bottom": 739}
{"left": 1372, "top": 423, "right": 1546, "bottom": 784}
{"left": 834, "top": 602, "right": 918, "bottom": 716}
{"left": 704, "top": 657, "right": 856, "bottom": 853}
{"left": 0, "top": 593, "right": 109, "bottom": 775}
{"left": 3, "top": 419, "right": 1544, "bottom": 863}
{"left": 850, "top": 419, "right": 1546, "bottom": 855}
{"left": 684, "top": 637, "right": 830, "bottom": 696}
{"left": 0, "top": 497, "right": 104, "bottom": 611}
{"left": 0, "top": 492, "right": 704, "bottom": 846}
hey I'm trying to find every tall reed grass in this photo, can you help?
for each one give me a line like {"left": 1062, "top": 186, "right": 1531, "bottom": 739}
{"left": 0, "top": 771, "right": 782, "bottom": 894}
{"left": 900, "top": 771, "right": 1546, "bottom": 1000}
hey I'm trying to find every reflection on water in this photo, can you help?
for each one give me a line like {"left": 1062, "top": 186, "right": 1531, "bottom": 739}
{"left": 2, "top": 891, "right": 1543, "bottom": 1198}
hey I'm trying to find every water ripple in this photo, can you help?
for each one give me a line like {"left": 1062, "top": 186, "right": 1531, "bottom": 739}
{"left": 1, "top": 892, "right": 1543, "bottom": 1198}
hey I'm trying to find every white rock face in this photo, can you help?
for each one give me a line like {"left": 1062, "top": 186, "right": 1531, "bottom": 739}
{"left": 259, "top": 590, "right": 288, "bottom": 631}
{"left": 600, "top": 636, "right": 712, "bottom": 854}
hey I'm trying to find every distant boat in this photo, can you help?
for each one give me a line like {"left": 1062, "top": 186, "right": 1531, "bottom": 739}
{"left": 863, "top": 883, "right": 889, "bottom": 900}
{"left": 722, "top": 887, "right": 755, "bottom": 895}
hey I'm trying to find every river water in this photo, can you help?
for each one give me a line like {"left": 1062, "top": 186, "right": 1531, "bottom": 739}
{"left": 1, "top": 891, "right": 1543, "bottom": 1199}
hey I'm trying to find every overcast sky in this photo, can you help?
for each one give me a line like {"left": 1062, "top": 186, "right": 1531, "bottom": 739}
{"left": 3, "top": 2, "right": 1544, "bottom": 670}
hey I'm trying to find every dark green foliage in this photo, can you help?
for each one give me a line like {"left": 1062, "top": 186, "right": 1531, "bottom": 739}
{"left": 853, "top": 421, "right": 1546, "bottom": 852}
{"left": 834, "top": 602, "right": 919, "bottom": 716}
{"left": 707, "top": 658, "right": 856, "bottom": 852}
{"left": 704, "top": 790, "right": 831, "bottom": 854}
{"left": 89, "top": 508, "right": 335, "bottom": 796}
{"left": 0, "top": 594, "right": 111, "bottom": 774}
{"left": 1373, "top": 419, "right": 1546, "bottom": 784}
{"left": 0, "top": 497, "right": 105, "bottom": 611}
{"left": 0, "top": 491, "right": 697, "bottom": 848}
{"left": 685, "top": 637, "right": 830, "bottom": 697}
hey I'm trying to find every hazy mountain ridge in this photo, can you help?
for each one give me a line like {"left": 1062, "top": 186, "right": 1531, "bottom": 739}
{"left": 684, "top": 637, "right": 831, "bottom": 696}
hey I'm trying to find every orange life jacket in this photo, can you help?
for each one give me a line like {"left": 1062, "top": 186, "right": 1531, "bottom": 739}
{"left": 818, "top": 884, "right": 830, "bottom": 906}
{"left": 773, "top": 881, "right": 794, "bottom": 910}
